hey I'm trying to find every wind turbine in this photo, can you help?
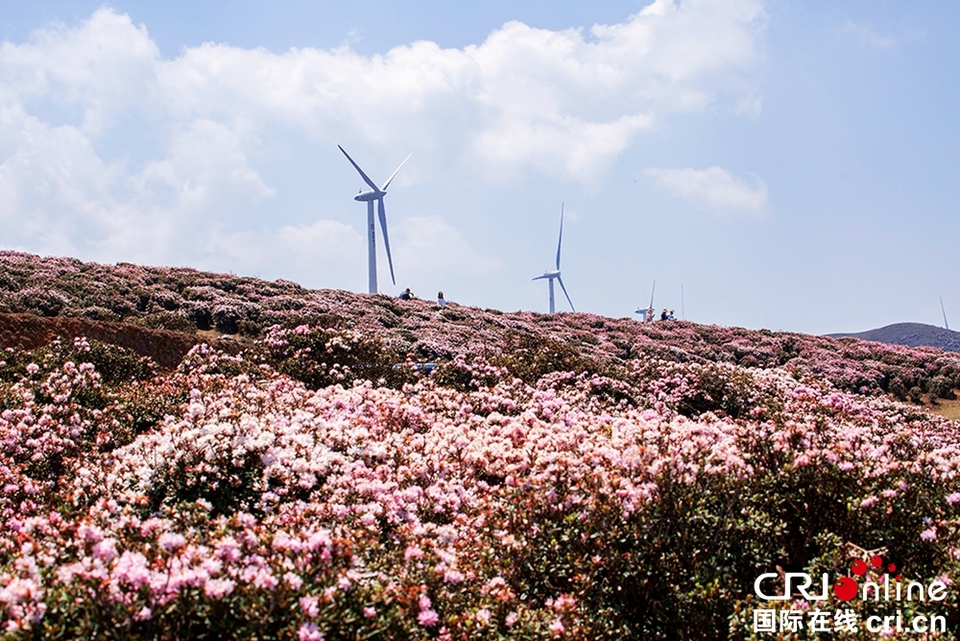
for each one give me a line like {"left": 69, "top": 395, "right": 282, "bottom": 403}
{"left": 635, "top": 280, "right": 655, "bottom": 321}
{"left": 338, "top": 145, "right": 411, "bottom": 294}
{"left": 533, "top": 204, "right": 575, "bottom": 313}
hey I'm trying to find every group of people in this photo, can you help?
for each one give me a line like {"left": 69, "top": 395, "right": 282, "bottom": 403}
{"left": 400, "top": 288, "right": 674, "bottom": 319}
{"left": 642, "top": 307, "right": 676, "bottom": 322}
{"left": 398, "top": 288, "right": 447, "bottom": 307}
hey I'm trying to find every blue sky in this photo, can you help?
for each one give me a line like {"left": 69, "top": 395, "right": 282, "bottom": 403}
{"left": 1, "top": 1, "right": 957, "bottom": 334}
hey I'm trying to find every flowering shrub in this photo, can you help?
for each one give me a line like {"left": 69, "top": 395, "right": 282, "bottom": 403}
{"left": 0, "top": 331, "right": 958, "bottom": 639}
{"left": 253, "top": 324, "right": 415, "bottom": 390}
{"left": 3, "top": 251, "right": 960, "bottom": 639}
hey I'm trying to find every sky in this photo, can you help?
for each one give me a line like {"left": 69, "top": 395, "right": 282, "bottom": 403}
{"left": 1, "top": 1, "right": 958, "bottom": 334}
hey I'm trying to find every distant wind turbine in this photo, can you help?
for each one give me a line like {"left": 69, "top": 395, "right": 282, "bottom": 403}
{"left": 533, "top": 204, "right": 575, "bottom": 313}
{"left": 635, "top": 279, "right": 655, "bottom": 320}
{"left": 338, "top": 145, "right": 411, "bottom": 294}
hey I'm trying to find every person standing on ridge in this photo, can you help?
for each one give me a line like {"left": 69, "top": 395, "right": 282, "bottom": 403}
{"left": 437, "top": 292, "right": 447, "bottom": 307}
{"left": 399, "top": 288, "right": 413, "bottom": 300}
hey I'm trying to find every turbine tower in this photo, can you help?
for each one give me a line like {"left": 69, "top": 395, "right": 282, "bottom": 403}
{"left": 533, "top": 204, "right": 575, "bottom": 313}
{"left": 338, "top": 145, "right": 411, "bottom": 294}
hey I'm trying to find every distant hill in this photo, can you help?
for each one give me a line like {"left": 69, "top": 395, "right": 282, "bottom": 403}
{"left": 828, "top": 322, "right": 960, "bottom": 353}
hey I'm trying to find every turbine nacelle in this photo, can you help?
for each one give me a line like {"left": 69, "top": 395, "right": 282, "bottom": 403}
{"left": 354, "top": 190, "right": 386, "bottom": 202}
{"left": 533, "top": 270, "right": 561, "bottom": 280}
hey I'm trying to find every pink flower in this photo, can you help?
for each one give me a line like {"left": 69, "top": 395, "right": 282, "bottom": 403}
{"left": 549, "top": 618, "right": 566, "bottom": 636}
{"left": 91, "top": 538, "right": 117, "bottom": 563}
{"left": 215, "top": 537, "right": 241, "bottom": 563}
{"left": 77, "top": 524, "right": 104, "bottom": 544}
{"left": 443, "top": 569, "right": 464, "bottom": 584}
{"left": 140, "top": 518, "right": 165, "bottom": 537}
{"left": 921, "top": 527, "right": 938, "bottom": 541}
{"left": 417, "top": 609, "right": 440, "bottom": 627}
{"left": 158, "top": 532, "right": 186, "bottom": 551}
{"left": 946, "top": 493, "right": 960, "bottom": 505}
{"left": 300, "top": 595, "right": 320, "bottom": 618}
{"left": 298, "top": 623, "right": 325, "bottom": 641}
{"left": 417, "top": 593, "right": 439, "bottom": 626}
{"left": 363, "top": 606, "right": 376, "bottom": 618}
{"left": 548, "top": 594, "right": 576, "bottom": 613}
{"left": 112, "top": 551, "right": 151, "bottom": 589}
{"left": 252, "top": 568, "right": 279, "bottom": 590}
{"left": 203, "top": 578, "right": 236, "bottom": 599}
{"left": 307, "top": 530, "right": 332, "bottom": 554}
{"left": 272, "top": 532, "right": 298, "bottom": 551}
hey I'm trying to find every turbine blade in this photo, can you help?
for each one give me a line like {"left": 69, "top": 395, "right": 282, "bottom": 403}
{"left": 557, "top": 276, "right": 575, "bottom": 312}
{"left": 648, "top": 279, "right": 656, "bottom": 309}
{"left": 532, "top": 275, "right": 549, "bottom": 281}
{"left": 338, "top": 145, "right": 380, "bottom": 191}
{"left": 381, "top": 153, "right": 412, "bottom": 191}
{"left": 378, "top": 198, "right": 396, "bottom": 285}
{"left": 555, "top": 203, "right": 564, "bottom": 271}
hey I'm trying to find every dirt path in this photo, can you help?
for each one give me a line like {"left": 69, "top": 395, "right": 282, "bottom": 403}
{"left": 0, "top": 312, "right": 237, "bottom": 369}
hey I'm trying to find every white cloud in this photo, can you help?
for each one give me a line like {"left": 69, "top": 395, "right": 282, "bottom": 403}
{"left": 207, "top": 219, "right": 365, "bottom": 288}
{"left": 395, "top": 216, "right": 501, "bottom": 276}
{"left": 841, "top": 22, "right": 894, "bottom": 50}
{"left": 0, "top": 2, "right": 766, "bottom": 282}
{"left": 644, "top": 166, "right": 768, "bottom": 215}
{"left": 0, "top": 10, "right": 161, "bottom": 134}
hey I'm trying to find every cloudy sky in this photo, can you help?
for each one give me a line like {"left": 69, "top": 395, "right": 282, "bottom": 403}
{"left": 1, "top": 1, "right": 958, "bottom": 333}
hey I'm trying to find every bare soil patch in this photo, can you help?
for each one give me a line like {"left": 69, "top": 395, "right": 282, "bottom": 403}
{"left": 0, "top": 312, "right": 238, "bottom": 369}
{"left": 928, "top": 396, "right": 960, "bottom": 421}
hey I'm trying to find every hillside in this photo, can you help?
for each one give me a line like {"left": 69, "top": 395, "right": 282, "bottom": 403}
{"left": 2, "top": 251, "right": 960, "bottom": 639}
{"left": 829, "top": 321, "right": 960, "bottom": 354}
{"left": 2, "top": 250, "right": 959, "bottom": 403}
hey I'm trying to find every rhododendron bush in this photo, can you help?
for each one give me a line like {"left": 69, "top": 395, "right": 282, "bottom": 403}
{"left": 0, "top": 331, "right": 958, "bottom": 640}
{"left": 3, "top": 253, "right": 960, "bottom": 639}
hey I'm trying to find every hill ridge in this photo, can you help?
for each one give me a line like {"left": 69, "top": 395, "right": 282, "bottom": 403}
{"left": 828, "top": 321, "right": 960, "bottom": 354}
{"left": 2, "top": 250, "right": 960, "bottom": 404}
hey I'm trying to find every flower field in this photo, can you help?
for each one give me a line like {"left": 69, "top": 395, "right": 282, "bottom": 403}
{"left": 2, "top": 252, "right": 960, "bottom": 639}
